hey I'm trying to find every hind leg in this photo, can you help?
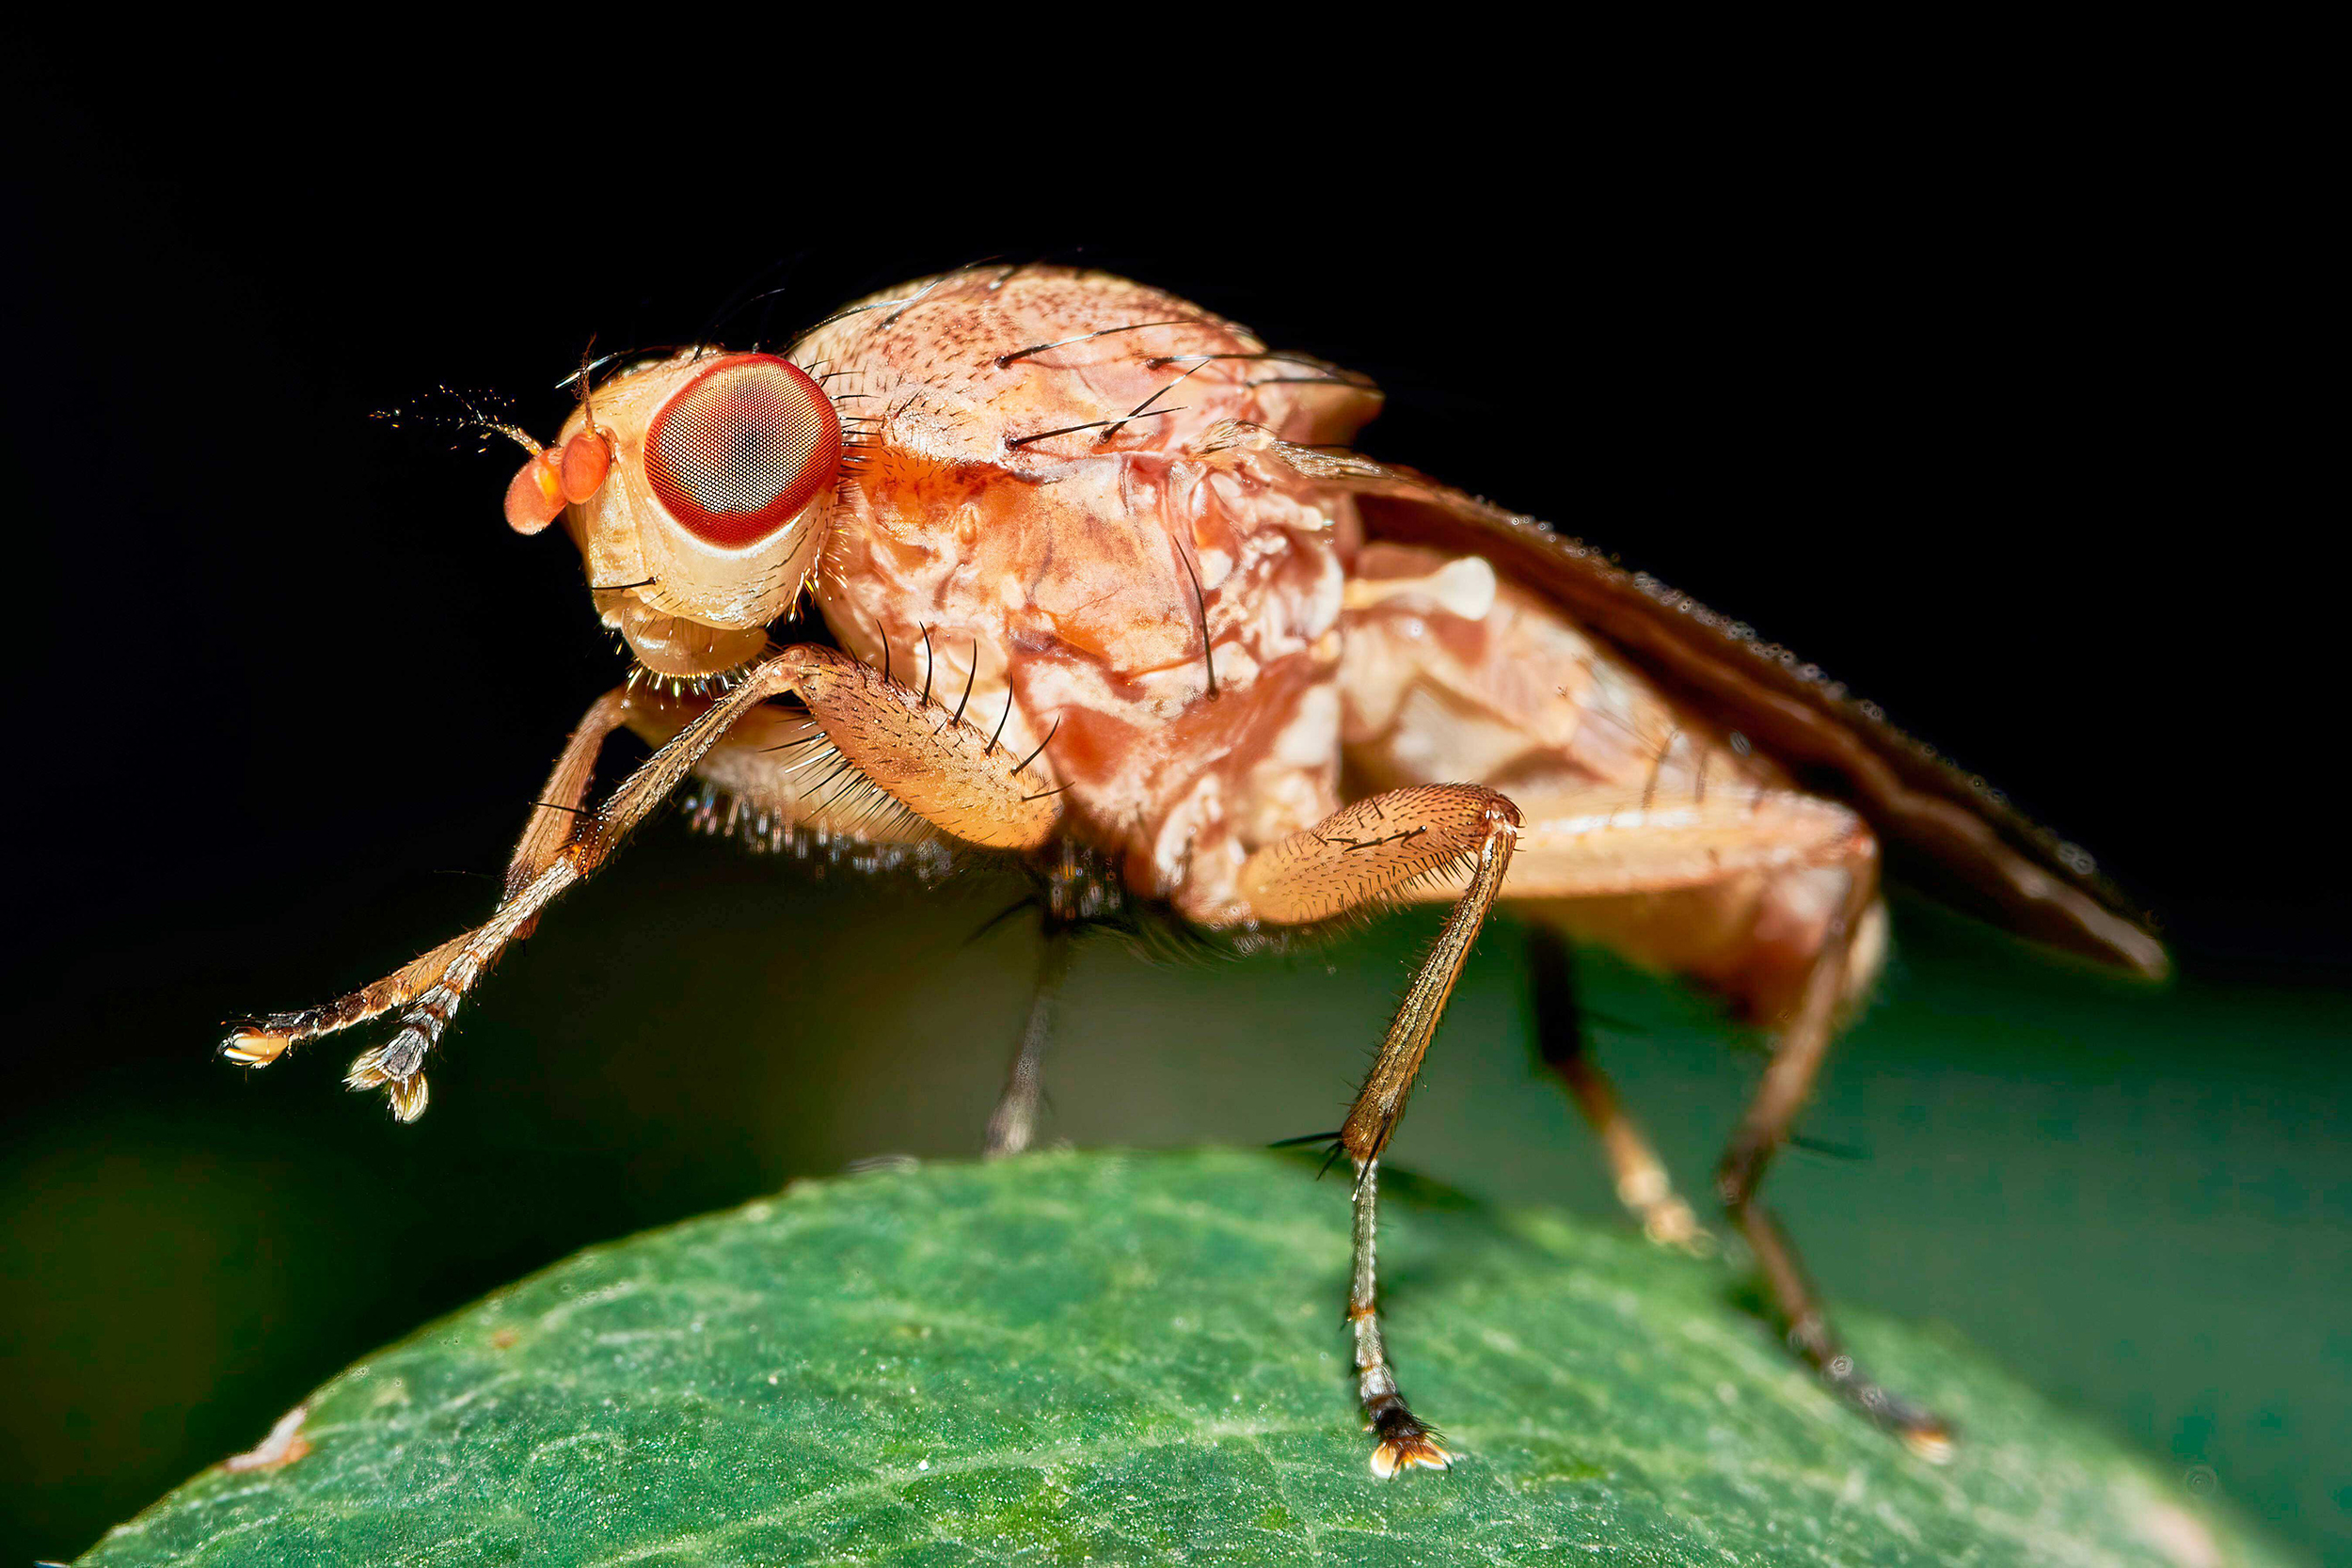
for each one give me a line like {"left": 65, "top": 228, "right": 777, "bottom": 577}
{"left": 1714, "top": 853, "right": 1954, "bottom": 1461}
{"left": 1524, "top": 925, "right": 1708, "bottom": 1251}
{"left": 1391, "top": 786, "right": 1947, "bottom": 1454}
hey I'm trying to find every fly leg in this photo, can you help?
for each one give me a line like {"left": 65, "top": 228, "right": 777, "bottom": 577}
{"left": 1525, "top": 926, "right": 1708, "bottom": 1251}
{"left": 1376, "top": 783, "right": 1954, "bottom": 1452}
{"left": 221, "top": 687, "right": 632, "bottom": 1081}
{"left": 1236, "top": 784, "right": 1521, "bottom": 1476}
{"left": 984, "top": 927, "right": 1077, "bottom": 1159}
{"left": 504, "top": 689, "right": 632, "bottom": 936}
{"left": 1715, "top": 857, "right": 1956, "bottom": 1462}
{"left": 228, "top": 647, "right": 1065, "bottom": 1117}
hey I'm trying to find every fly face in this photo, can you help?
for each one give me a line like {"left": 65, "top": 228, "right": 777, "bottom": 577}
{"left": 509, "top": 351, "right": 845, "bottom": 679}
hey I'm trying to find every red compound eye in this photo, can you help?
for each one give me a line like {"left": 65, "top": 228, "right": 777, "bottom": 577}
{"left": 642, "top": 354, "right": 841, "bottom": 548}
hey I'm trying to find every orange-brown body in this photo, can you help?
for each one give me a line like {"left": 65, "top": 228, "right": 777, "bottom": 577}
{"left": 232, "top": 265, "right": 2165, "bottom": 1473}
{"left": 564, "top": 271, "right": 1886, "bottom": 1026}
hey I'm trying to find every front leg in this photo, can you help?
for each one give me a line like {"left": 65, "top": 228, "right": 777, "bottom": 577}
{"left": 225, "top": 647, "right": 1064, "bottom": 1117}
{"left": 1237, "top": 784, "right": 1520, "bottom": 1476}
{"left": 218, "top": 686, "right": 632, "bottom": 1112}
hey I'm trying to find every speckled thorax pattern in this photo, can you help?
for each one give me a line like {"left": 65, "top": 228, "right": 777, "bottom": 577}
{"left": 793, "top": 273, "right": 1381, "bottom": 922}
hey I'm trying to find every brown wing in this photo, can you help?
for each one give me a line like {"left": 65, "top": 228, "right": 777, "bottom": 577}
{"left": 1243, "top": 427, "right": 2168, "bottom": 978}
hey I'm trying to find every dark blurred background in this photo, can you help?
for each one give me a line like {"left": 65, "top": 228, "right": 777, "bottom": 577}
{"left": 4, "top": 42, "right": 2341, "bottom": 1566}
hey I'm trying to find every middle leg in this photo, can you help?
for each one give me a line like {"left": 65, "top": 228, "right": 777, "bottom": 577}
{"left": 1524, "top": 925, "right": 1707, "bottom": 1251}
{"left": 984, "top": 925, "right": 1078, "bottom": 1159}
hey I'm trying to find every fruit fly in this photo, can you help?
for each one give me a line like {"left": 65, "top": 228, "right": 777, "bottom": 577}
{"left": 225, "top": 265, "right": 2169, "bottom": 1478}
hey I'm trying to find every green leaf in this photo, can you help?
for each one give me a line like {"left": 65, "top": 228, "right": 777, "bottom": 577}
{"left": 81, "top": 1149, "right": 2284, "bottom": 1567}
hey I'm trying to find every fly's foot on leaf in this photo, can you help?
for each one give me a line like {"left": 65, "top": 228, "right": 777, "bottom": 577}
{"left": 1367, "top": 1404, "right": 1454, "bottom": 1478}
{"left": 1870, "top": 1388, "right": 1957, "bottom": 1465}
{"left": 1900, "top": 1418, "right": 1958, "bottom": 1465}
{"left": 1613, "top": 1167, "right": 1713, "bottom": 1257}
{"left": 1826, "top": 1345, "right": 1957, "bottom": 1463}
{"left": 1639, "top": 1197, "right": 1716, "bottom": 1258}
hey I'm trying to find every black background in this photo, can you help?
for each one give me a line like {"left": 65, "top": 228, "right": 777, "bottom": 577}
{"left": 4, "top": 38, "right": 2338, "bottom": 1561}
{"left": 5, "top": 56, "right": 2333, "bottom": 1015}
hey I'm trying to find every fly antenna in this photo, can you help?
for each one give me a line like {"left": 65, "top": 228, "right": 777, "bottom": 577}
{"left": 377, "top": 386, "right": 544, "bottom": 459}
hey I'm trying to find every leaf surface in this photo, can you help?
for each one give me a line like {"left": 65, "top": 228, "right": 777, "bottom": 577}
{"left": 83, "top": 1149, "right": 2283, "bottom": 1566}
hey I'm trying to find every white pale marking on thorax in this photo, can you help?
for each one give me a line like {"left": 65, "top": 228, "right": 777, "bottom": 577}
{"left": 1343, "top": 555, "right": 1498, "bottom": 622}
